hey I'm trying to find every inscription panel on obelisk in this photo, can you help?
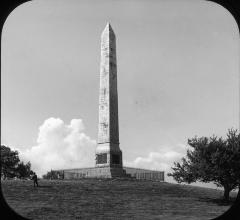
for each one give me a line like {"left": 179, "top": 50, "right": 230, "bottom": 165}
{"left": 95, "top": 23, "right": 122, "bottom": 168}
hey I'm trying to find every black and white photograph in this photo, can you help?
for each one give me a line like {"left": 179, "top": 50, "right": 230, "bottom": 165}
{"left": 1, "top": 0, "right": 239, "bottom": 219}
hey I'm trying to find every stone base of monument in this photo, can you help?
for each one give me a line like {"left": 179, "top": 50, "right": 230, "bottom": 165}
{"left": 54, "top": 167, "right": 164, "bottom": 181}
{"left": 93, "top": 167, "right": 130, "bottom": 178}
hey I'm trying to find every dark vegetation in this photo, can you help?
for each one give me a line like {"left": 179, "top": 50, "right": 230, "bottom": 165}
{"left": 42, "top": 170, "right": 64, "bottom": 180}
{"left": 1, "top": 179, "right": 237, "bottom": 220}
{"left": 168, "top": 129, "right": 240, "bottom": 201}
{"left": 1, "top": 145, "right": 33, "bottom": 179}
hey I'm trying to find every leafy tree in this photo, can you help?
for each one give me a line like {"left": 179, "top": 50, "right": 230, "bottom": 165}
{"left": 1, "top": 145, "right": 20, "bottom": 179}
{"left": 42, "top": 171, "right": 52, "bottom": 179}
{"left": 1, "top": 145, "right": 34, "bottom": 179}
{"left": 168, "top": 129, "right": 240, "bottom": 201}
{"left": 16, "top": 161, "right": 33, "bottom": 179}
{"left": 42, "top": 170, "right": 63, "bottom": 179}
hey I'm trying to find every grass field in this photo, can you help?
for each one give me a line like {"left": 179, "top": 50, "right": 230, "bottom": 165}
{"left": 1, "top": 179, "right": 237, "bottom": 220}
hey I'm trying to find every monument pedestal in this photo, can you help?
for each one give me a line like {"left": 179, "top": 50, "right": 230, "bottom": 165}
{"left": 94, "top": 167, "right": 128, "bottom": 178}
{"left": 95, "top": 144, "right": 126, "bottom": 178}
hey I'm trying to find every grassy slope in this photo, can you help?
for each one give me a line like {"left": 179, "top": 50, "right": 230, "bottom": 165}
{"left": 1, "top": 179, "right": 237, "bottom": 220}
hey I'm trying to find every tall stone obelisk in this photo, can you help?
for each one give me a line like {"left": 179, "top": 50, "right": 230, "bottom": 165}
{"left": 95, "top": 23, "right": 124, "bottom": 177}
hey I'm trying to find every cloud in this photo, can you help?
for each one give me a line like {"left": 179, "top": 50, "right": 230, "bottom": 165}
{"left": 124, "top": 144, "right": 190, "bottom": 176}
{"left": 19, "top": 118, "right": 96, "bottom": 176}
{"left": 18, "top": 117, "right": 190, "bottom": 182}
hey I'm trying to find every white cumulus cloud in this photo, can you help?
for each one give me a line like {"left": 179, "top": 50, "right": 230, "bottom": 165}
{"left": 19, "top": 118, "right": 96, "bottom": 177}
{"left": 124, "top": 144, "right": 190, "bottom": 175}
{"left": 18, "top": 117, "right": 190, "bottom": 182}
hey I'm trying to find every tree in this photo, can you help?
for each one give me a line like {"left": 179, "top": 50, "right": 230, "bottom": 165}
{"left": 16, "top": 161, "right": 33, "bottom": 179}
{"left": 1, "top": 145, "right": 20, "bottom": 179}
{"left": 42, "top": 170, "right": 63, "bottom": 179}
{"left": 168, "top": 129, "right": 240, "bottom": 201}
{"left": 1, "top": 145, "right": 33, "bottom": 179}
{"left": 42, "top": 171, "right": 52, "bottom": 180}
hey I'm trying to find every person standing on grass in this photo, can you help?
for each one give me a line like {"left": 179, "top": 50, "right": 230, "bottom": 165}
{"left": 32, "top": 172, "right": 39, "bottom": 187}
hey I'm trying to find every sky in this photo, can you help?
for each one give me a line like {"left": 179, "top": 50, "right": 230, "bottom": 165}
{"left": 1, "top": 0, "right": 239, "bottom": 188}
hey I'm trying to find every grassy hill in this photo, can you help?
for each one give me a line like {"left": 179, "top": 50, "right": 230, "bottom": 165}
{"left": 1, "top": 179, "right": 238, "bottom": 220}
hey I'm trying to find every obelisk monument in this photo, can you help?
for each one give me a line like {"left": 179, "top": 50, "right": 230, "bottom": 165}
{"left": 95, "top": 23, "right": 125, "bottom": 177}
